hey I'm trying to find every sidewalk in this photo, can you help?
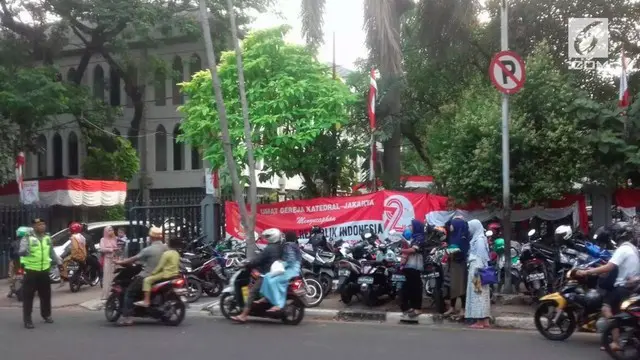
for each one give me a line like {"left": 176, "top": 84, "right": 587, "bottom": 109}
{"left": 0, "top": 280, "right": 103, "bottom": 309}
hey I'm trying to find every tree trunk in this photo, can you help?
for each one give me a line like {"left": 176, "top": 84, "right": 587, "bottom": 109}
{"left": 198, "top": 0, "right": 255, "bottom": 254}
{"left": 226, "top": 0, "right": 259, "bottom": 257}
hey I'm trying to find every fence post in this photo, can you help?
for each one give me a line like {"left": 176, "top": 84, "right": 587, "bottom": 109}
{"left": 201, "top": 194, "right": 215, "bottom": 244}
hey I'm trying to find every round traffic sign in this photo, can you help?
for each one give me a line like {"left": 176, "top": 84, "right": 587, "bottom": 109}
{"left": 489, "top": 51, "right": 526, "bottom": 94}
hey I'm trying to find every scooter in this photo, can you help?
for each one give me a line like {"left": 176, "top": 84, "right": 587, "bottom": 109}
{"left": 218, "top": 266, "right": 307, "bottom": 325}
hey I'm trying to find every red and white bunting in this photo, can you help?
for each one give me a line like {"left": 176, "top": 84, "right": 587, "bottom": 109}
{"left": 15, "top": 152, "right": 24, "bottom": 203}
{"left": 368, "top": 68, "right": 377, "bottom": 184}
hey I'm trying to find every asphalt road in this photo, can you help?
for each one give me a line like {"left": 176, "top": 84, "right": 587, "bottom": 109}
{"left": 0, "top": 309, "right": 606, "bottom": 360}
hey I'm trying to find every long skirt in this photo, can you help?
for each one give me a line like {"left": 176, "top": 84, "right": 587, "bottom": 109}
{"left": 259, "top": 264, "right": 300, "bottom": 309}
{"left": 465, "top": 259, "right": 491, "bottom": 319}
{"left": 101, "top": 254, "right": 116, "bottom": 300}
{"left": 448, "top": 260, "right": 467, "bottom": 300}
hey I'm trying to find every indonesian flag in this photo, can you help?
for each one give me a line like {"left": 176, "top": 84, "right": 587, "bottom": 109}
{"left": 15, "top": 152, "right": 24, "bottom": 203}
{"left": 619, "top": 49, "right": 630, "bottom": 108}
{"left": 368, "top": 67, "right": 377, "bottom": 183}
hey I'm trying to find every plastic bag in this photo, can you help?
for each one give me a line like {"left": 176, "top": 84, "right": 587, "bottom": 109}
{"left": 268, "top": 260, "right": 285, "bottom": 276}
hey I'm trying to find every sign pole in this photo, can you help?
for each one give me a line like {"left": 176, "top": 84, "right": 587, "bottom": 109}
{"left": 500, "top": 0, "right": 513, "bottom": 294}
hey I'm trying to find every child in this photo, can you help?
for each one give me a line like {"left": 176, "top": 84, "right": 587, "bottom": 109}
{"left": 135, "top": 237, "right": 181, "bottom": 307}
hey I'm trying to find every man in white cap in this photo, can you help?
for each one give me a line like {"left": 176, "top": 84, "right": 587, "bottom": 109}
{"left": 114, "top": 226, "right": 168, "bottom": 326}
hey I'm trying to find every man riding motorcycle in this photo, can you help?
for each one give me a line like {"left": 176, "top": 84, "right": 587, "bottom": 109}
{"left": 575, "top": 222, "right": 640, "bottom": 351}
{"left": 231, "top": 228, "right": 284, "bottom": 323}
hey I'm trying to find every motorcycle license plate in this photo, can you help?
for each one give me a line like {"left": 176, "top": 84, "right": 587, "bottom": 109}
{"left": 527, "top": 273, "right": 545, "bottom": 281}
{"left": 338, "top": 269, "right": 350, "bottom": 276}
{"left": 391, "top": 274, "right": 406, "bottom": 282}
{"left": 68, "top": 264, "right": 79, "bottom": 271}
{"left": 241, "top": 286, "right": 249, "bottom": 302}
{"left": 358, "top": 276, "right": 374, "bottom": 284}
{"left": 426, "top": 272, "right": 440, "bottom": 278}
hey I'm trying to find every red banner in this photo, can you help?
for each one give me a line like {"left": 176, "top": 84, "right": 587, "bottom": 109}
{"left": 225, "top": 191, "right": 438, "bottom": 242}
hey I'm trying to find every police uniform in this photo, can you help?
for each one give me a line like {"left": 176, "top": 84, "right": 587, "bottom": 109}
{"left": 18, "top": 218, "right": 62, "bottom": 328}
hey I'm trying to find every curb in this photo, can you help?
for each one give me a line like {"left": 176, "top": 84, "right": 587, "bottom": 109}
{"left": 205, "top": 304, "right": 535, "bottom": 330}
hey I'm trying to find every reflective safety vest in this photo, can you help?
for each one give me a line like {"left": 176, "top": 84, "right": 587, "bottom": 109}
{"left": 21, "top": 234, "right": 52, "bottom": 271}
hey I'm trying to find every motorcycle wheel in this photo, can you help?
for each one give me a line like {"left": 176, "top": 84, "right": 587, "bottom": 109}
{"left": 319, "top": 273, "right": 333, "bottom": 298}
{"left": 339, "top": 284, "right": 352, "bottom": 305}
{"left": 362, "top": 287, "right": 377, "bottom": 307}
{"left": 432, "top": 281, "right": 445, "bottom": 314}
{"left": 219, "top": 292, "right": 241, "bottom": 319}
{"left": 204, "top": 280, "right": 223, "bottom": 298}
{"left": 602, "top": 319, "right": 640, "bottom": 360}
{"left": 15, "top": 287, "right": 23, "bottom": 302}
{"left": 303, "top": 278, "right": 323, "bottom": 308}
{"left": 69, "top": 279, "right": 81, "bottom": 293}
{"left": 104, "top": 293, "right": 122, "bottom": 323}
{"left": 281, "top": 297, "right": 305, "bottom": 325}
{"left": 161, "top": 294, "right": 186, "bottom": 326}
{"left": 533, "top": 301, "right": 576, "bottom": 341}
{"left": 185, "top": 278, "right": 202, "bottom": 303}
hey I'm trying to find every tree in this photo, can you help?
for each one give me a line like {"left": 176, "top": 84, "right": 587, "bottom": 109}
{"left": 427, "top": 46, "right": 592, "bottom": 206}
{"left": 0, "top": 66, "right": 70, "bottom": 184}
{"left": 178, "top": 26, "right": 356, "bottom": 192}
{"left": 83, "top": 137, "right": 140, "bottom": 182}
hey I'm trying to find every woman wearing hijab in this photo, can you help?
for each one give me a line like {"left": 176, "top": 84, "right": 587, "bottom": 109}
{"left": 465, "top": 219, "right": 492, "bottom": 328}
{"left": 99, "top": 226, "right": 120, "bottom": 300}
{"left": 258, "top": 231, "right": 302, "bottom": 312}
{"left": 445, "top": 215, "right": 470, "bottom": 317}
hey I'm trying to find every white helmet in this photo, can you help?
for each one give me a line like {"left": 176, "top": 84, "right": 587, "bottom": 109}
{"left": 554, "top": 225, "right": 573, "bottom": 241}
{"left": 261, "top": 228, "right": 282, "bottom": 244}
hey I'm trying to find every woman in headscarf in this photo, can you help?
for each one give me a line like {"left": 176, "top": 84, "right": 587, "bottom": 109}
{"left": 444, "top": 215, "right": 470, "bottom": 317}
{"left": 465, "top": 219, "right": 491, "bottom": 328}
{"left": 258, "top": 231, "right": 302, "bottom": 312}
{"left": 99, "top": 226, "right": 120, "bottom": 300}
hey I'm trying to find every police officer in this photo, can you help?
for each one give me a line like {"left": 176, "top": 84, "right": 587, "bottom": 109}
{"left": 18, "top": 218, "right": 62, "bottom": 329}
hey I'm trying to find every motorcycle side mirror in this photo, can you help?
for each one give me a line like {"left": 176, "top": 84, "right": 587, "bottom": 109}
{"left": 527, "top": 229, "right": 536, "bottom": 237}
{"left": 485, "top": 230, "right": 494, "bottom": 237}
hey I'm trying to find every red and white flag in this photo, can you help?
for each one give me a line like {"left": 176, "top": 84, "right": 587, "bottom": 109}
{"left": 368, "top": 67, "right": 377, "bottom": 183}
{"left": 15, "top": 152, "right": 25, "bottom": 202}
{"left": 619, "top": 49, "right": 631, "bottom": 108}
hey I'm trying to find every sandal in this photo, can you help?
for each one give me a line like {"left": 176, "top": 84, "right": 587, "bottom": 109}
{"left": 266, "top": 306, "right": 281, "bottom": 313}
{"left": 231, "top": 316, "right": 247, "bottom": 323}
{"left": 469, "top": 323, "right": 485, "bottom": 329}
{"left": 117, "top": 319, "right": 133, "bottom": 326}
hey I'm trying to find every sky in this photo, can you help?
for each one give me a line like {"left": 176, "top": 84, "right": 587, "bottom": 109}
{"left": 252, "top": 0, "right": 368, "bottom": 69}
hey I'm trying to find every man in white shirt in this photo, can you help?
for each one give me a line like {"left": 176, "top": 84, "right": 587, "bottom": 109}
{"left": 577, "top": 222, "right": 640, "bottom": 351}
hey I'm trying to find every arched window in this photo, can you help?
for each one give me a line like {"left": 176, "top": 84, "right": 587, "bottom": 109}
{"left": 53, "top": 133, "right": 63, "bottom": 178}
{"left": 112, "top": 128, "right": 120, "bottom": 136}
{"left": 155, "top": 125, "right": 167, "bottom": 171}
{"left": 67, "top": 68, "right": 76, "bottom": 83}
{"left": 189, "top": 54, "right": 202, "bottom": 77}
{"left": 109, "top": 68, "right": 121, "bottom": 106}
{"left": 155, "top": 68, "right": 166, "bottom": 106}
{"left": 68, "top": 131, "right": 79, "bottom": 176}
{"left": 127, "top": 129, "right": 138, "bottom": 152}
{"left": 172, "top": 124, "right": 183, "bottom": 171}
{"left": 191, "top": 147, "right": 202, "bottom": 170}
{"left": 36, "top": 135, "right": 47, "bottom": 177}
{"left": 93, "top": 65, "right": 105, "bottom": 100}
{"left": 172, "top": 56, "right": 184, "bottom": 105}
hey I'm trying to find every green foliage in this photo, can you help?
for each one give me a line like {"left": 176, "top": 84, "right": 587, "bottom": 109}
{"left": 99, "top": 205, "right": 127, "bottom": 221}
{"left": 179, "top": 26, "right": 357, "bottom": 195}
{"left": 0, "top": 66, "right": 70, "bottom": 184}
{"left": 83, "top": 137, "right": 140, "bottom": 182}
{"left": 428, "top": 46, "right": 591, "bottom": 206}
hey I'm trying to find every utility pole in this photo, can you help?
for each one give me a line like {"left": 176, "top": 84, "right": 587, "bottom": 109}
{"left": 500, "top": 0, "right": 513, "bottom": 294}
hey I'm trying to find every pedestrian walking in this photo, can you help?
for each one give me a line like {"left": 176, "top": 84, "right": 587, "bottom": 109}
{"left": 465, "top": 219, "right": 491, "bottom": 329}
{"left": 444, "top": 215, "right": 470, "bottom": 318}
{"left": 19, "top": 218, "right": 62, "bottom": 329}
{"left": 100, "top": 226, "right": 120, "bottom": 300}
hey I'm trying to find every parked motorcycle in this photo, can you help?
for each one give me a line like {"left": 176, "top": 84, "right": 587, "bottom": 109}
{"left": 104, "top": 264, "right": 188, "bottom": 326}
{"left": 8, "top": 266, "right": 24, "bottom": 301}
{"left": 422, "top": 244, "right": 447, "bottom": 313}
{"left": 181, "top": 245, "right": 227, "bottom": 298}
{"left": 534, "top": 263, "right": 603, "bottom": 341}
{"left": 520, "top": 229, "right": 554, "bottom": 298}
{"left": 68, "top": 257, "right": 101, "bottom": 293}
{"left": 218, "top": 267, "right": 307, "bottom": 325}
{"left": 601, "top": 287, "right": 640, "bottom": 360}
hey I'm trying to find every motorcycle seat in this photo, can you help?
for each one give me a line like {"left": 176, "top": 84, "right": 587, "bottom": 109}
{"left": 150, "top": 276, "right": 182, "bottom": 293}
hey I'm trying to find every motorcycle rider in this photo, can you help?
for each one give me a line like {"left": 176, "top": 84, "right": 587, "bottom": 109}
{"left": 113, "top": 226, "right": 168, "bottom": 326}
{"left": 575, "top": 222, "right": 640, "bottom": 351}
{"left": 231, "top": 228, "right": 284, "bottom": 323}
{"left": 60, "top": 222, "right": 87, "bottom": 282}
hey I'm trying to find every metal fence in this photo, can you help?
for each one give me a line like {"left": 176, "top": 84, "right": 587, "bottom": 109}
{"left": 0, "top": 205, "right": 54, "bottom": 279}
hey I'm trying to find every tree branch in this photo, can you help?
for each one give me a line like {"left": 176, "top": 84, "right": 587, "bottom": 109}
{"left": 401, "top": 122, "right": 431, "bottom": 169}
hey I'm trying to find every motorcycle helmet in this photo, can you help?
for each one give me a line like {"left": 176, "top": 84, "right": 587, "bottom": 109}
{"left": 69, "top": 222, "right": 83, "bottom": 234}
{"left": 593, "top": 225, "right": 610, "bottom": 244}
{"left": 15, "top": 226, "right": 32, "bottom": 238}
{"left": 311, "top": 226, "right": 322, "bottom": 235}
{"left": 554, "top": 225, "right": 573, "bottom": 241}
{"left": 609, "top": 222, "right": 635, "bottom": 245}
{"left": 493, "top": 238, "right": 505, "bottom": 253}
{"left": 261, "top": 228, "right": 282, "bottom": 244}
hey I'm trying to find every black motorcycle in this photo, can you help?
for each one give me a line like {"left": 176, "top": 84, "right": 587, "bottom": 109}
{"left": 104, "top": 264, "right": 188, "bottom": 326}
{"left": 68, "top": 254, "right": 101, "bottom": 293}
{"left": 422, "top": 244, "right": 446, "bottom": 313}
{"left": 337, "top": 241, "right": 374, "bottom": 304}
{"left": 601, "top": 287, "right": 640, "bottom": 360}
